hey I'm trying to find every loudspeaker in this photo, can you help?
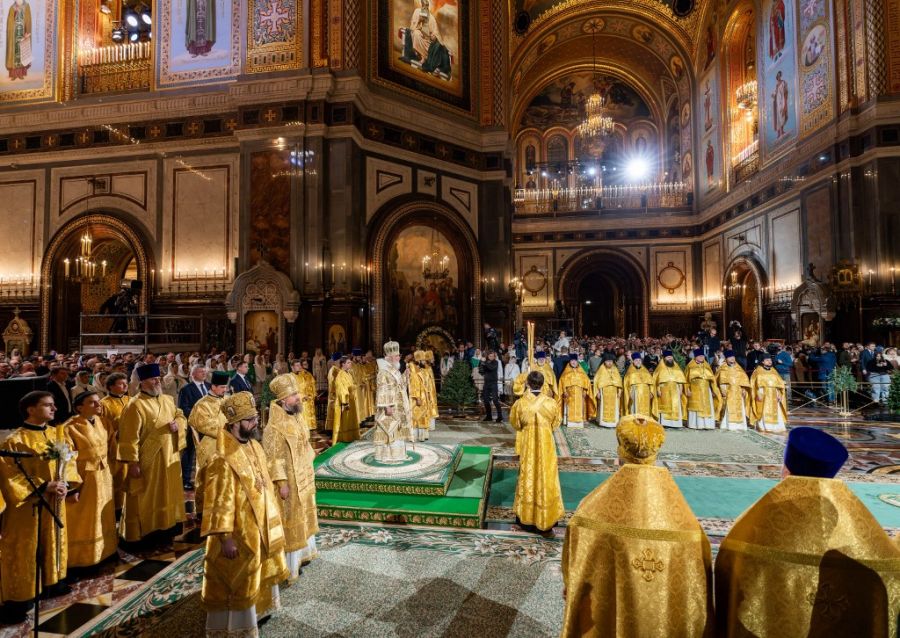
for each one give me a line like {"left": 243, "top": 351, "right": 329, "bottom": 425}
{"left": 671, "top": 0, "right": 695, "bottom": 17}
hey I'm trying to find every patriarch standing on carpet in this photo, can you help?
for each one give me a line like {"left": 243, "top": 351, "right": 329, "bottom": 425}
{"left": 374, "top": 341, "right": 414, "bottom": 463}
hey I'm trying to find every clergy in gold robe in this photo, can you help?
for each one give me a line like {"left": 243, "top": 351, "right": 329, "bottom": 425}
{"left": 374, "top": 341, "right": 414, "bottom": 463}
{"left": 716, "top": 426, "right": 900, "bottom": 637}
{"left": 187, "top": 370, "right": 229, "bottom": 515}
{"left": 685, "top": 350, "right": 722, "bottom": 430}
{"left": 324, "top": 353, "right": 341, "bottom": 430}
{"left": 593, "top": 354, "right": 622, "bottom": 428}
{"left": 749, "top": 354, "right": 788, "bottom": 432}
{"left": 424, "top": 350, "right": 439, "bottom": 429}
{"left": 408, "top": 351, "right": 433, "bottom": 441}
{"left": 100, "top": 372, "right": 130, "bottom": 511}
{"left": 651, "top": 350, "right": 687, "bottom": 428}
{"left": 623, "top": 353, "right": 654, "bottom": 415}
{"left": 117, "top": 363, "right": 188, "bottom": 544}
{"left": 290, "top": 359, "right": 318, "bottom": 430}
{"left": 558, "top": 354, "right": 596, "bottom": 428}
{"left": 350, "top": 348, "right": 372, "bottom": 422}
{"left": 263, "top": 375, "right": 319, "bottom": 582}
{"left": 715, "top": 350, "right": 751, "bottom": 431}
{"left": 561, "top": 413, "right": 714, "bottom": 638}
{"left": 509, "top": 372, "right": 564, "bottom": 532}
{"left": 532, "top": 351, "right": 559, "bottom": 400}
{"left": 327, "top": 356, "right": 360, "bottom": 443}
{"left": 202, "top": 392, "right": 289, "bottom": 636}
{"left": 0, "top": 391, "right": 81, "bottom": 625}
{"left": 64, "top": 391, "right": 117, "bottom": 568}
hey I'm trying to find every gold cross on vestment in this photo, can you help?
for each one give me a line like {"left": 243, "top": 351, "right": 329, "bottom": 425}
{"left": 631, "top": 548, "right": 664, "bottom": 582}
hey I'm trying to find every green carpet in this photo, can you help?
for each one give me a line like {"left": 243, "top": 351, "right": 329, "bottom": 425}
{"left": 487, "top": 468, "right": 900, "bottom": 528}
{"left": 556, "top": 425, "right": 785, "bottom": 463}
{"left": 363, "top": 420, "right": 518, "bottom": 454}
{"left": 316, "top": 446, "right": 493, "bottom": 528}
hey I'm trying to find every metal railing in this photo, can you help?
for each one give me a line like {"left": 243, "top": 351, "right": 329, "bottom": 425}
{"left": 513, "top": 182, "right": 691, "bottom": 215}
{"left": 78, "top": 313, "right": 204, "bottom": 353}
{"left": 785, "top": 381, "right": 884, "bottom": 417}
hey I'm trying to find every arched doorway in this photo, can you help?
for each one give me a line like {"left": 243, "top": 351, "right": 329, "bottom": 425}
{"left": 559, "top": 249, "right": 648, "bottom": 337}
{"left": 369, "top": 200, "right": 481, "bottom": 350}
{"left": 723, "top": 257, "right": 764, "bottom": 341}
{"left": 40, "top": 213, "right": 152, "bottom": 352}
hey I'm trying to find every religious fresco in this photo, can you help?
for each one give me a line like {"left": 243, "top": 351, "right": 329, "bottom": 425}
{"left": 760, "top": 0, "right": 798, "bottom": 158}
{"left": 797, "top": 0, "right": 833, "bottom": 136}
{"left": 387, "top": 225, "right": 460, "bottom": 345}
{"left": 374, "top": 0, "right": 471, "bottom": 112}
{"left": 519, "top": 72, "right": 651, "bottom": 130}
{"left": 0, "top": 0, "right": 57, "bottom": 104}
{"left": 157, "top": 0, "right": 241, "bottom": 88}
{"left": 244, "top": 310, "right": 279, "bottom": 354}
{"left": 698, "top": 66, "right": 722, "bottom": 193}
{"left": 246, "top": 0, "right": 302, "bottom": 73}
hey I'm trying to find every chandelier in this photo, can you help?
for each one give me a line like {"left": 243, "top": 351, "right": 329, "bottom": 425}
{"left": 421, "top": 225, "right": 450, "bottom": 280}
{"left": 578, "top": 21, "right": 615, "bottom": 139}
{"left": 735, "top": 80, "right": 758, "bottom": 112}
{"left": 64, "top": 230, "right": 107, "bottom": 284}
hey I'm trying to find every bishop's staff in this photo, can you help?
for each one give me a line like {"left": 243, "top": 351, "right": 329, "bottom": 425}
{"left": 527, "top": 321, "right": 535, "bottom": 373}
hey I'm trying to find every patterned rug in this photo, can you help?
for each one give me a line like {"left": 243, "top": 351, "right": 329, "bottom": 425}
{"left": 363, "top": 419, "right": 518, "bottom": 456}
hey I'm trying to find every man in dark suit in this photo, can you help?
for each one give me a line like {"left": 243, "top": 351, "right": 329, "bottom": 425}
{"left": 46, "top": 366, "right": 72, "bottom": 424}
{"left": 177, "top": 366, "right": 211, "bottom": 490}
{"left": 228, "top": 360, "right": 253, "bottom": 394}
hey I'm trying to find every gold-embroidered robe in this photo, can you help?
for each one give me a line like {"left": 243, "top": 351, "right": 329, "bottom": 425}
{"left": 623, "top": 365, "right": 654, "bottom": 415}
{"left": 685, "top": 361, "right": 722, "bottom": 418}
{"left": 509, "top": 392, "right": 564, "bottom": 531}
{"left": 651, "top": 364, "right": 687, "bottom": 422}
{"left": 117, "top": 392, "right": 187, "bottom": 541}
{"left": 291, "top": 370, "right": 318, "bottom": 430}
{"left": 558, "top": 365, "right": 596, "bottom": 424}
{"left": 562, "top": 464, "right": 714, "bottom": 638}
{"left": 350, "top": 362, "right": 371, "bottom": 422}
{"left": 100, "top": 393, "right": 130, "bottom": 509}
{"left": 534, "top": 361, "right": 560, "bottom": 399}
{"left": 262, "top": 403, "right": 318, "bottom": 557}
{"left": 408, "top": 365, "right": 432, "bottom": 430}
{"left": 715, "top": 476, "right": 900, "bottom": 637}
{"left": 188, "top": 393, "right": 226, "bottom": 513}
{"left": 424, "top": 364, "right": 439, "bottom": 425}
{"left": 592, "top": 365, "right": 623, "bottom": 425}
{"left": 0, "top": 424, "right": 81, "bottom": 602}
{"left": 749, "top": 367, "right": 788, "bottom": 426}
{"left": 327, "top": 369, "right": 360, "bottom": 442}
{"left": 201, "top": 433, "right": 288, "bottom": 614}
{"left": 512, "top": 371, "right": 557, "bottom": 455}
{"left": 64, "top": 416, "right": 117, "bottom": 567}
{"left": 715, "top": 364, "right": 751, "bottom": 422}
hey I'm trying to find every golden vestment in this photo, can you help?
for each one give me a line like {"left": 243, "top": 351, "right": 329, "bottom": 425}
{"left": 509, "top": 392, "right": 564, "bottom": 531}
{"left": 408, "top": 365, "right": 433, "bottom": 430}
{"left": 685, "top": 361, "right": 722, "bottom": 418}
{"left": 558, "top": 365, "right": 596, "bottom": 424}
{"left": 749, "top": 366, "right": 788, "bottom": 426}
{"left": 117, "top": 392, "right": 187, "bottom": 541}
{"left": 100, "top": 393, "right": 130, "bottom": 509}
{"left": 262, "top": 402, "right": 318, "bottom": 555}
{"left": 291, "top": 370, "right": 318, "bottom": 429}
{"left": 374, "top": 359, "right": 413, "bottom": 462}
{"left": 327, "top": 369, "right": 360, "bottom": 442}
{"left": 715, "top": 363, "right": 751, "bottom": 422}
{"left": 0, "top": 424, "right": 81, "bottom": 602}
{"left": 424, "top": 364, "right": 439, "bottom": 425}
{"left": 651, "top": 363, "right": 687, "bottom": 422}
{"left": 715, "top": 476, "right": 900, "bottom": 637}
{"left": 201, "top": 433, "right": 288, "bottom": 614}
{"left": 350, "top": 362, "right": 372, "bottom": 422}
{"left": 592, "top": 365, "right": 623, "bottom": 425}
{"left": 512, "top": 370, "right": 555, "bottom": 399}
{"left": 562, "top": 464, "right": 714, "bottom": 637}
{"left": 188, "top": 393, "right": 226, "bottom": 512}
{"left": 623, "top": 365, "right": 654, "bottom": 415}
{"left": 534, "top": 361, "right": 559, "bottom": 399}
{"left": 64, "top": 416, "right": 117, "bottom": 567}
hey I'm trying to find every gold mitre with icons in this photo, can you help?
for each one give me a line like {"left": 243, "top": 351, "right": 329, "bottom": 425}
{"left": 616, "top": 414, "right": 666, "bottom": 465}
{"left": 269, "top": 373, "right": 299, "bottom": 401}
{"left": 384, "top": 341, "right": 400, "bottom": 356}
{"left": 221, "top": 391, "right": 257, "bottom": 424}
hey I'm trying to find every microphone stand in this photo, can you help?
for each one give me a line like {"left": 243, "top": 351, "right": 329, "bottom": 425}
{"left": 13, "top": 456, "right": 64, "bottom": 638}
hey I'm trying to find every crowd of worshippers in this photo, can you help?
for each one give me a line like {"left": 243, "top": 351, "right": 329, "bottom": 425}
{"left": 0, "top": 362, "right": 318, "bottom": 635}
{"left": 508, "top": 370, "right": 900, "bottom": 637}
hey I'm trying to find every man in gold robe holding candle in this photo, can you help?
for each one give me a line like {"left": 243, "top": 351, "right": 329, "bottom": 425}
{"left": 685, "top": 349, "right": 721, "bottom": 430}
{"left": 651, "top": 349, "right": 687, "bottom": 428}
{"left": 117, "top": 363, "right": 187, "bottom": 546}
{"left": 593, "top": 353, "right": 623, "bottom": 428}
{"left": 290, "top": 358, "right": 318, "bottom": 430}
{"left": 201, "top": 392, "right": 288, "bottom": 637}
{"left": 100, "top": 372, "right": 130, "bottom": 513}
{"left": 509, "top": 371, "right": 563, "bottom": 533}
{"left": 327, "top": 356, "right": 360, "bottom": 443}
{"left": 749, "top": 353, "right": 788, "bottom": 432}
{"left": 408, "top": 350, "right": 433, "bottom": 441}
{"left": 561, "top": 413, "right": 714, "bottom": 637}
{"left": 65, "top": 391, "right": 117, "bottom": 569}
{"left": 558, "top": 353, "right": 595, "bottom": 428}
{"left": 623, "top": 352, "right": 654, "bottom": 415}
{"left": 263, "top": 374, "right": 319, "bottom": 582}
{"left": 715, "top": 350, "right": 751, "bottom": 430}
{"left": 715, "top": 427, "right": 900, "bottom": 636}
{"left": 187, "top": 370, "right": 229, "bottom": 515}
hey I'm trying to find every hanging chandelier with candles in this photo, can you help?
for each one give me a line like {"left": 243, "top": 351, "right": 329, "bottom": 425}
{"left": 421, "top": 225, "right": 450, "bottom": 281}
{"left": 735, "top": 80, "right": 758, "bottom": 112}
{"left": 64, "top": 231, "right": 107, "bottom": 284}
{"left": 577, "top": 21, "right": 615, "bottom": 139}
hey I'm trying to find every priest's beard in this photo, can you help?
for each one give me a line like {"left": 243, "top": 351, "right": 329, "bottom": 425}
{"left": 143, "top": 387, "right": 161, "bottom": 397}
{"left": 763, "top": 364, "right": 772, "bottom": 370}
{"left": 665, "top": 360, "right": 675, "bottom": 367}
{"left": 281, "top": 401, "right": 300, "bottom": 415}
{"left": 393, "top": 361, "right": 401, "bottom": 370}
{"left": 234, "top": 422, "right": 258, "bottom": 442}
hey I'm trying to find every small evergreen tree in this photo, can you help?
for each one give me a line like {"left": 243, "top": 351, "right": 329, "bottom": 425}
{"left": 259, "top": 375, "right": 275, "bottom": 426}
{"left": 888, "top": 373, "right": 900, "bottom": 414}
{"left": 439, "top": 361, "right": 478, "bottom": 413}
{"left": 829, "top": 365, "right": 858, "bottom": 394}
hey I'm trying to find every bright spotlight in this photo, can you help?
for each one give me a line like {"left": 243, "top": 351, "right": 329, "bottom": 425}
{"left": 625, "top": 156, "right": 650, "bottom": 182}
{"left": 124, "top": 10, "right": 139, "bottom": 27}
{"left": 587, "top": 166, "right": 596, "bottom": 176}
{"left": 129, "top": 31, "right": 139, "bottom": 42}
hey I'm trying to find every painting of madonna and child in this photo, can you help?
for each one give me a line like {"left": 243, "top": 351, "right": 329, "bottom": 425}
{"left": 387, "top": 225, "right": 462, "bottom": 346}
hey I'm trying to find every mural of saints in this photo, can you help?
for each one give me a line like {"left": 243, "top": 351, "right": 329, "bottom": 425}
{"left": 703, "top": 81, "right": 713, "bottom": 132}
{"left": 401, "top": 0, "right": 452, "bottom": 79}
{"left": 705, "top": 140, "right": 714, "bottom": 186}
{"left": 5, "top": 0, "right": 31, "bottom": 80}
{"left": 186, "top": 0, "right": 216, "bottom": 57}
{"left": 772, "top": 70, "right": 788, "bottom": 138}
{"left": 768, "top": 0, "right": 785, "bottom": 61}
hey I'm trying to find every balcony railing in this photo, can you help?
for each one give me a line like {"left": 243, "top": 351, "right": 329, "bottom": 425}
{"left": 513, "top": 182, "right": 691, "bottom": 215}
{"left": 79, "top": 42, "right": 152, "bottom": 95}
